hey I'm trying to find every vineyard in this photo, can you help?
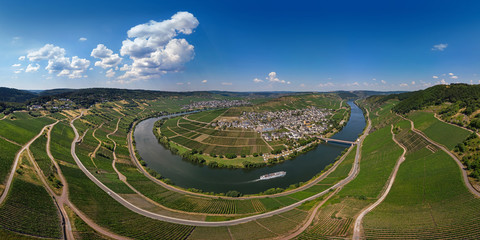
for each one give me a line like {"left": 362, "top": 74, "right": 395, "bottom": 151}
{"left": 0, "top": 157, "right": 62, "bottom": 239}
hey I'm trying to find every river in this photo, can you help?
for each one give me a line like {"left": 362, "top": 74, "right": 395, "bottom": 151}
{"left": 134, "top": 101, "right": 365, "bottom": 194}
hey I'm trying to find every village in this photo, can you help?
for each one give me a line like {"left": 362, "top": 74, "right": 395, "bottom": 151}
{"left": 213, "top": 106, "right": 333, "bottom": 142}
{"left": 182, "top": 99, "right": 251, "bottom": 110}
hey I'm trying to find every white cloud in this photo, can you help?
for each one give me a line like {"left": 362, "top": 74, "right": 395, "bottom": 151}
{"left": 399, "top": 83, "right": 408, "bottom": 87}
{"left": 381, "top": 80, "right": 386, "bottom": 84}
{"left": 450, "top": 75, "right": 458, "bottom": 79}
{"left": 440, "top": 79, "right": 447, "bottom": 85}
{"left": 14, "top": 69, "right": 23, "bottom": 74}
{"left": 201, "top": 79, "right": 207, "bottom": 83}
{"left": 267, "top": 71, "right": 287, "bottom": 83}
{"left": 18, "top": 56, "right": 25, "bottom": 61}
{"left": 25, "top": 44, "right": 90, "bottom": 79}
{"left": 300, "top": 83, "right": 306, "bottom": 87}
{"left": 221, "top": 82, "right": 232, "bottom": 86}
{"left": 27, "top": 44, "right": 66, "bottom": 61}
{"left": 118, "top": 11, "right": 199, "bottom": 81}
{"left": 26, "top": 63, "right": 40, "bottom": 72}
{"left": 432, "top": 43, "right": 448, "bottom": 51}
{"left": 318, "top": 82, "right": 334, "bottom": 88}
{"left": 253, "top": 78, "right": 263, "bottom": 83}
{"left": 411, "top": 81, "right": 416, "bottom": 85}
{"left": 79, "top": 37, "right": 87, "bottom": 41}
{"left": 91, "top": 44, "right": 123, "bottom": 69}
{"left": 12, "top": 63, "right": 21, "bottom": 67}
{"left": 432, "top": 75, "right": 438, "bottom": 79}
{"left": 105, "top": 69, "right": 115, "bottom": 78}
{"left": 176, "top": 82, "right": 184, "bottom": 85}
{"left": 448, "top": 72, "right": 454, "bottom": 76}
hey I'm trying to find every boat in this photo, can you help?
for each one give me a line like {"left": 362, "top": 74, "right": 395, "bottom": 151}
{"left": 259, "top": 171, "right": 286, "bottom": 180}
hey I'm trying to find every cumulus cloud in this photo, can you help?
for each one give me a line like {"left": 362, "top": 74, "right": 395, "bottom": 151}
{"left": 253, "top": 78, "right": 263, "bottom": 83}
{"left": 106, "top": 68, "right": 115, "bottom": 78}
{"left": 267, "top": 71, "right": 287, "bottom": 83}
{"left": 27, "top": 44, "right": 66, "bottom": 61}
{"left": 201, "top": 79, "right": 207, "bottom": 83}
{"left": 440, "top": 79, "right": 447, "bottom": 85}
{"left": 26, "top": 63, "right": 40, "bottom": 72}
{"left": 432, "top": 43, "right": 448, "bottom": 51}
{"left": 118, "top": 11, "right": 199, "bottom": 81}
{"left": 79, "top": 37, "right": 87, "bottom": 41}
{"left": 18, "top": 56, "right": 25, "bottom": 61}
{"left": 91, "top": 44, "right": 123, "bottom": 69}
{"left": 399, "top": 83, "right": 408, "bottom": 87}
{"left": 12, "top": 63, "right": 21, "bottom": 67}
{"left": 24, "top": 44, "right": 90, "bottom": 78}
{"left": 411, "top": 81, "right": 416, "bottom": 85}
{"left": 450, "top": 75, "right": 458, "bottom": 79}
{"left": 381, "top": 80, "right": 386, "bottom": 84}
{"left": 432, "top": 75, "right": 438, "bottom": 79}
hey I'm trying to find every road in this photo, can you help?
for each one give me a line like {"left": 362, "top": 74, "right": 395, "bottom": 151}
{"left": 127, "top": 117, "right": 357, "bottom": 200}
{"left": 72, "top": 108, "right": 372, "bottom": 227}
{"left": 0, "top": 122, "right": 57, "bottom": 205}
{"left": 402, "top": 116, "right": 480, "bottom": 198}
{"left": 352, "top": 124, "right": 407, "bottom": 240}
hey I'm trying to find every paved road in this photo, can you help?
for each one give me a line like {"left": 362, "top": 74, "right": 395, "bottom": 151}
{"left": 72, "top": 108, "right": 372, "bottom": 227}
{"left": 127, "top": 117, "right": 356, "bottom": 200}
{"left": 0, "top": 122, "right": 57, "bottom": 205}
{"left": 352, "top": 125, "right": 407, "bottom": 240}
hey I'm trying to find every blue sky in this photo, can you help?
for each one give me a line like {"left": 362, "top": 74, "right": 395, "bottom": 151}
{"left": 1, "top": 0, "right": 480, "bottom": 92}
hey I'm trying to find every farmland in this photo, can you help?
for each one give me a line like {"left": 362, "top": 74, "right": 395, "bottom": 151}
{"left": 408, "top": 111, "right": 470, "bottom": 150}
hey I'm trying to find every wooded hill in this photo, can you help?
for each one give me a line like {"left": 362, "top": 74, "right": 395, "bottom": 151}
{"left": 369, "top": 84, "right": 480, "bottom": 114}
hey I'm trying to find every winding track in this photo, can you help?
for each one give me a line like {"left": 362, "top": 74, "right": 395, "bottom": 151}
{"left": 402, "top": 115, "right": 480, "bottom": 198}
{"left": 0, "top": 122, "right": 57, "bottom": 205}
{"left": 71, "top": 108, "right": 371, "bottom": 227}
{"left": 352, "top": 124, "right": 407, "bottom": 240}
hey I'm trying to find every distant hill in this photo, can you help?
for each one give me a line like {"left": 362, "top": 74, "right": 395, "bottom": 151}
{"left": 0, "top": 87, "right": 38, "bottom": 103}
{"left": 387, "top": 84, "right": 480, "bottom": 114}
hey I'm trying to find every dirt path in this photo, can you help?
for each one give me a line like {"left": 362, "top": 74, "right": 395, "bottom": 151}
{"left": 282, "top": 188, "right": 341, "bottom": 239}
{"left": 89, "top": 123, "right": 104, "bottom": 168}
{"left": 0, "top": 135, "right": 21, "bottom": 146}
{"left": 129, "top": 110, "right": 370, "bottom": 201}
{"left": 401, "top": 115, "right": 480, "bottom": 198}
{"left": 352, "top": 124, "right": 407, "bottom": 239}
{"left": 70, "top": 108, "right": 374, "bottom": 226}
{"left": 0, "top": 121, "right": 57, "bottom": 205}
{"left": 52, "top": 113, "right": 130, "bottom": 240}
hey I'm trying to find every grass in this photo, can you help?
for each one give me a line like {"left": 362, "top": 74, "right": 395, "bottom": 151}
{"left": 0, "top": 138, "right": 21, "bottom": 184}
{"left": 0, "top": 157, "right": 61, "bottom": 239}
{"left": 408, "top": 111, "right": 470, "bottom": 150}
{"left": 363, "top": 147, "right": 480, "bottom": 239}
{"left": 339, "top": 126, "right": 402, "bottom": 198}
{"left": 162, "top": 116, "right": 269, "bottom": 156}
{"left": 0, "top": 112, "right": 54, "bottom": 145}
{"left": 50, "top": 121, "right": 76, "bottom": 164}
{"left": 61, "top": 164, "right": 196, "bottom": 240}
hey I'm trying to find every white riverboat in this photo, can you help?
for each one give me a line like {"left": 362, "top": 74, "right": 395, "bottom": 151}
{"left": 259, "top": 171, "right": 286, "bottom": 180}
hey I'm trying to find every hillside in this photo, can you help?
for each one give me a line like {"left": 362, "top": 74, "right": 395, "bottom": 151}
{"left": 0, "top": 87, "right": 38, "bottom": 103}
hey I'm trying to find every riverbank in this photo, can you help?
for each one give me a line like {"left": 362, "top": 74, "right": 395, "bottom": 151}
{"left": 133, "top": 101, "right": 365, "bottom": 194}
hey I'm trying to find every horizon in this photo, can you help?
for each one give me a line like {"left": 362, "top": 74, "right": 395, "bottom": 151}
{"left": 2, "top": 1, "right": 480, "bottom": 92}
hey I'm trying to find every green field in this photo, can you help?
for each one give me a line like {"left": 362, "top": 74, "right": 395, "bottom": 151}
{"left": 0, "top": 113, "right": 54, "bottom": 145}
{"left": 0, "top": 157, "right": 61, "bottom": 239}
{"left": 0, "top": 138, "right": 20, "bottom": 184}
{"left": 408, "top": 111, "right": 470, "bottom": 150}
{"left": 364, "top": 147, "right": 480, "bottom": 239}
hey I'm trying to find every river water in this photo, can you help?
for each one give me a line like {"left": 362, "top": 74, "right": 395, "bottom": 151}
{"left": 134, "top": 101, "right": 365, "bottom": 194}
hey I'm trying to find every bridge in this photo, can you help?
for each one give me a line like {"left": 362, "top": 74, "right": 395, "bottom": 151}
{"left": 317, "top": 137, "right": 356, "bottom": 145}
